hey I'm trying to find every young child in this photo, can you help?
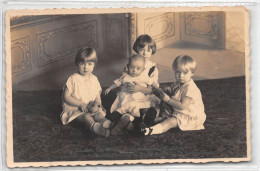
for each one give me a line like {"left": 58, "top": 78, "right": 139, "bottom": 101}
{"left": 60, "top": 47, "right": 111, "bottom": 137}
{"left": 105, "top": 35, "right": 161, "bottom": 135}
{"left": 105, "top": 55, "right": 159, "bottom": 135}
{"left": 142, "top": 55, "right": 206, "bottom": 136}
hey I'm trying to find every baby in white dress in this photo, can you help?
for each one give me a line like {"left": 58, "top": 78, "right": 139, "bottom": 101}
{"left": 105, "top": 55, "right": 159, "bottom": 117}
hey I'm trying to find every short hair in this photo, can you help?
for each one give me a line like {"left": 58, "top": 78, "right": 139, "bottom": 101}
{"left": 75, "top": 47, "right": 97, "bottom": 66}
{"left": 133, "top": 34, "right": 157, "bottom": 55}
{"left": 128, "top": 54, "right": 145, "bottom": 66}
{"left": 172, "top": 55, "right": 197, "bottom": 73}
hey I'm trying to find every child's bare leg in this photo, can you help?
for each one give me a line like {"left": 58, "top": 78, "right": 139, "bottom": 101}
{"left": 142, "top": 117, "right": 178, "bottom": 136}
{"left": 153, "top": 117, "right": 167, "bottom": 124}
{"left": 77, "top": 114, "right": 110, "bottom": 137}
{"left": 93, "top": 112, "right": 112, "bottom": 129}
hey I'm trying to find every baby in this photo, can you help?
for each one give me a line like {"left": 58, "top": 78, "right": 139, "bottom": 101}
{"left": 105, "top": 55, "right": 159, "bottom": 135}
{"left": 105, "top": 54, "right": 159, "bottom": 118}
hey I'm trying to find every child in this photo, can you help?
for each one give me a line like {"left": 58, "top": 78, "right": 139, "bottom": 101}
{"left": 105, "top": 55, "right": 159, "bottom": 135}
{"left": 142, "top": 55, "right": 206, "bottom": 136}
{"left": 105, "top": 35, "right": 161, "bottom": 135}
{"left": 124, "top": 34, "right": 159, "bottom": 94}
{"left": 60, "top": 47, "right": 111, "bottom": 137}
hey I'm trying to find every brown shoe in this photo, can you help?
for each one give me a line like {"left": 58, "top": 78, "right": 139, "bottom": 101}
{"left": 92, "top": 122, "right": 110, "bottom": 137}
{"left": 111, "top": 114, "right": 131, "bottom": 135}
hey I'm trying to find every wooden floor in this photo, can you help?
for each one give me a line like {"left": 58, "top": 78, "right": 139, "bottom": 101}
{"left": 12, "top": 76, "right": 247, "bottom": 162}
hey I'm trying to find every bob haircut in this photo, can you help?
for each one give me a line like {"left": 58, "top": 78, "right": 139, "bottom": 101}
{"left": 172, "top": 55, "right": 197, "bottom": 73}
{"left": 75, "top": 47, "right": 98, "bottom": 66}
{"left": 133, "top": 34, "right": 157, "bottom": 55}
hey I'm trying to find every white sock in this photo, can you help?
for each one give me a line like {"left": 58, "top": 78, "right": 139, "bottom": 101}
{"left": 147, "top": 124, "right": 163, "bottom": 135}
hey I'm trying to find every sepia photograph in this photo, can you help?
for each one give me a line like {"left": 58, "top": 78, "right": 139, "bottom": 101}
{"left": 5, "top": 7, "right": 250, "bottom": 167}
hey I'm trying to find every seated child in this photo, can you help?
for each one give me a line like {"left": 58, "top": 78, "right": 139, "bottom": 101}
{"left": 105, "top": 54, "right": 159, "bottom": 135}
{"left": 142, "top": 55, "right": 206, "bottom": 135}
{"left": 60, "top": 47, "right": 111, "bottom": 137}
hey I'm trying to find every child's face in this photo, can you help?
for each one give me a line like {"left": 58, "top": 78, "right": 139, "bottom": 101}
{"left": 174, "top": 67, "right": 194, "bottom": 84}
{"left": 128, "top": 59, "right": 145, "bottom": 77}
{"left": 78, "top": 59, "right": 94, "bottom": 76}
{"left": 137, "top": 44, "right": 152, "bottom": 59}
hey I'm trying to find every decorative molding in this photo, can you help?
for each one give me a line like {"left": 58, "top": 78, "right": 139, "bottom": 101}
{"left": 129, "top": 13, "right": 137, "bottom": 55}
{"left": 184, "top": 12, "right": 219, "bottom": 40}
{"left": 11, "top": 36, "right": 32, "bottom": 76}
{"left": 144, "top": 13, "right": 175, "bottom": 42}
{"left": 11, "top": 15, "right": 76, "bottom": 31}
{"left": 37, "top": 20, "right": 98, "bottom": 67}
{"left": 105, "top": 18, "right": 123, "bottom": 49}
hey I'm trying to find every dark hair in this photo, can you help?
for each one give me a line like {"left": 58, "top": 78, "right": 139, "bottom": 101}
{"left": 133, "top": 34, "right": 156, "bottom": 55}
{"left": 172, "top": 55, "right": 197, "bottom": 73}
{"left": 75, "top": 47, "right": 97, "bottom": 66}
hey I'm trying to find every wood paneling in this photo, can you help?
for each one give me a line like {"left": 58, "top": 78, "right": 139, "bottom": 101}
{"left": 144, "top": 13, "right": 175, "bottom": 42}
{"left": 181, "top": 12, "right": 225, "bottom": 48}
{"left": 37, "top": 20, "right": 98, "bottom": 66}
{"left": 136, "top": 13, "right": 180, "bottom": 50}
{"left": 11, "top": 36, "right": 32, "bottom": 76}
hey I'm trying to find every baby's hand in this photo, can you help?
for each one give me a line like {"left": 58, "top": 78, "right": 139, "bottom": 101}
{"left": 104, "top": 88, "right": 111, "bottom": 95}
{"left": 79, "top": 103, "right": 88, "bottom": 112}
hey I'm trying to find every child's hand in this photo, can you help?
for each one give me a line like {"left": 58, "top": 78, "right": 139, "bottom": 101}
{"left": 104, "top": 88, "right": 111, "bottom": 95}
{"left": 79, "top": 103, "right": 88, "bottom": 112}
{"left": 154, "top": 88, "right": 170, "bottom": 101}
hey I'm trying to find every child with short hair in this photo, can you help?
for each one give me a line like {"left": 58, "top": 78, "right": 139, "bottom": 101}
{"left": 60, "top": 47, "right": 111, "bottom": 137}
{"left": 105, "top": 35, "right": 160, "bottom": 135}
{"left": 142, "top": 55, "right": 206, "bottom": 136}
{"left": 105, "top": 55, "right": 159, "bottom": 135}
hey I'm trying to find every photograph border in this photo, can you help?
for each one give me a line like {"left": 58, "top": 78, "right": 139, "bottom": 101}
{"left": 4, "top": 5, "right": 251, "bottom": 168}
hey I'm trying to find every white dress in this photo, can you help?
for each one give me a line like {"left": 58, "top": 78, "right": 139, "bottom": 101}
{"left": 111, "top": 60, "right": 160, "bottom": 117}
{"left": 60, "top": 73, "right": 102, "bottom": 125}
{"left": 171, "top": 79, "right": 206, "bottom": 130}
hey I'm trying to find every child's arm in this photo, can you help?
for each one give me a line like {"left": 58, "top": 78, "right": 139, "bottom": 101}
{"left": 125, "top": 85, "right": 153, "bottom": 95}
{"left": 63, "top": 86, "right": 88, "bottom": 112}
{"left": 104, "top": 83, "right": 118, "bottom": 95}
{"left": 156, "top": 88, "right": 193, "bottom": 110}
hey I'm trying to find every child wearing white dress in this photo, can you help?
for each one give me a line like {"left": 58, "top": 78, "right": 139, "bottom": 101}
{"left": 105, "top": 55, "right": 159, "bottom": 135}
{"left": 142, "top": 55, "right": 206, "bottom": 136}
{"left": 105, "top": 35, "right": 161, "bottom": 135}
{"left": 60, "top": 47, "right": 111, "bottom": 137}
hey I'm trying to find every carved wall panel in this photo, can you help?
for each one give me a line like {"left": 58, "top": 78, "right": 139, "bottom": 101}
{"left": 181, "top": 12, "right": 225, "bottom": 48}
{"left": 105, "top": 18, "right": 123, "bottom": 49}
{"left": 185, "top": 12, "right": 219, "bottom": 39}
{"left": 144, "top": 13, "right": 175, "bottom": 42}
{"left": 11, "top": 36, "right": 32, "bottom": 76}
{"left": 37, "top": 20, "right": 98, "bottom": 66}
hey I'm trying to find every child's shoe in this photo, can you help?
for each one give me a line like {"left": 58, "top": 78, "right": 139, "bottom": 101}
{"left": 140, "top": 125, "right": 153, "bottom": 136}
{"left": 92, "top": 122, "right": 110, "bottom": 137}
{"left": 111, "top": 114, "right": 131, "bottom": 135}
{"left": 103, "top": 120, "right": 112, "bottom": 129}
